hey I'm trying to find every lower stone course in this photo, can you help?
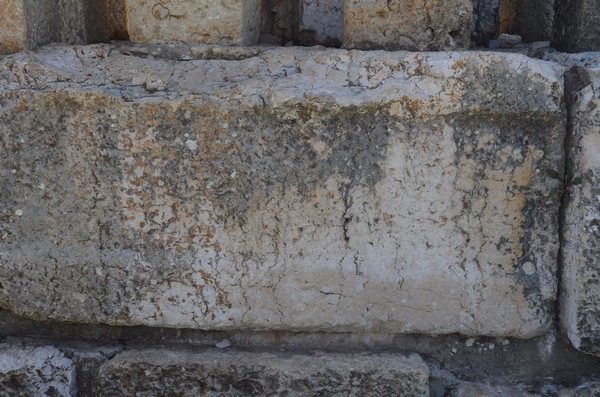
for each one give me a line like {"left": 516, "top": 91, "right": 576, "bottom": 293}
{"left": 95, "top": 349, "right": 430, "bottom": 396}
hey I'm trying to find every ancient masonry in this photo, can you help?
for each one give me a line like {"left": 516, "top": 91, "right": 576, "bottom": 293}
{"left": 0, "top": 0, "right": 599, "bottom": 396}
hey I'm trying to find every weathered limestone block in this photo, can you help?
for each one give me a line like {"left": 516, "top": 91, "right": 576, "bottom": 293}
{"left": 96, "top": 349, "right": 429, "bottom": 396}
{"left": 0, "top": 45, "right": 564, "bottom": 337}
{"left": 126, "top": 0, "right": 261, "bottom": 45}
{"left": 0, "top": 344, "right": 75, "bottom": 396}
{"left": 343, "top": 0, "right": 472, "bottom": 50}
{"left": 551, "top": 53, "right": 600, "bottom": 356}
{"left": 552, "top": 0, "right": 600, "bottom": 52}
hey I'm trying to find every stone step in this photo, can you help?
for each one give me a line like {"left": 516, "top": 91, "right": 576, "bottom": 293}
{"left": 95, "top": 349, "right": 430, "bottom": 397}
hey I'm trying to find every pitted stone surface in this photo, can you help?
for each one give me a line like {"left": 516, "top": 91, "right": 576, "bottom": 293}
{"left": 343, "top": 0, "right": 472, "bottom": 50}
{"left": 126, "top": 0, "right": 261, "bottom": 45}
{"left": 0, "top": 344, "right": 75, "bottom": 397}
{"left": 549, "top": 52, "right": 600, "bottom": 356}
{"left": 96, "top": 349, "right": 429, "bottom": 396}
{"left": 0, "top": 45, "right": 564, "bottom": 337}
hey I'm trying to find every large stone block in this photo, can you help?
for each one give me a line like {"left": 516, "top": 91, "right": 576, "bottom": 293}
{"left": 552, "top": 54, "right": 600, "bottom": 356}
{"left": 343, "top": 0, "right": 472, "bottom": 50}
{"left": 126, "top": 0, "right": 261, "bottom": 45}
{"left": 96, "top": 349, "right": 429, "bottom": 396}
{"left": 0, "top": 45, "right": 564, "bottom": 337}
{"left": 552, "top": 0, "right": 600, "bottom": 52}
{"left": 0, "top": 344, "right": 75, "bottom": 397}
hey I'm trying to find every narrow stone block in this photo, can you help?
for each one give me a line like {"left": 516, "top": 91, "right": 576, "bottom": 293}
{"left": 126, "top": 0, "right": 261, "bottom": 45}
{"left": 0, "top": 0, "right": 123, "bottom": 54}
{"left": 96, "top": 349, "right": 430, "bottom": 396}
{"left": 552, "top": 0, "right": 600, "bottom": 52}
{"left": 0, "top": 46, "right": 564, "bottom": 338}
{"left": 554, "top": 54, "right": 600, "bottom": 356}
{"left": 343, "top": 0, "right": 472, "bottom": 50}
{"left": 0, "top": 344, "right": 75, "bottom": 397}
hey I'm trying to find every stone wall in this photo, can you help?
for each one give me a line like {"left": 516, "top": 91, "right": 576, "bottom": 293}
{"left": 1, "top": 0, "right": 600, "bottom": 396}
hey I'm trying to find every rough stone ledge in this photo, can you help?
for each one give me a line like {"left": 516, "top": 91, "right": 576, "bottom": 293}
{"left": 95, "top": 348, "right": 430, "bottom": 396}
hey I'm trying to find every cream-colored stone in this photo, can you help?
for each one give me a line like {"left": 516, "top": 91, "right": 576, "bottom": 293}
{"left": 343, "top": 0, "right": 472, "bottom": 50}
{"left": 126, "top": 0, "right": 262, "bottom": 45}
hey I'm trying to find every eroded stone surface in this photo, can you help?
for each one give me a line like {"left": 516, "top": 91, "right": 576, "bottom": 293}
{"left": 343, "top": 0, "right": 472, "bottom": 50}
{"left": 96, "top": 349, "right": 429, "bottom": 396}
{"left": 548, "top": 52, "right": 600, "bottom": 356}
{"left": 126, "top": 0, "right": 261, "bottom": 45}
{"left": 0, "top": 344, "right": 75, "bottom": 397}
{"left": 0, "top": 45, "right": 564, "bottom": 337}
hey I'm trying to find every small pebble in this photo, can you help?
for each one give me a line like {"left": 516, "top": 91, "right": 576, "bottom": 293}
{"left": 522, "top": 262, "right": 536, "bottom": 275}
{"left": 185, "top": 140, "right": 198, "bottom": 151}
{"left": 15, "top": 209, "right": 23, "bottom": 216}
{"left": 215, "top": 339, "right": 232, "bottom": 349}
{"left": 465, "top": 338, "right": 475, "bottom": 347}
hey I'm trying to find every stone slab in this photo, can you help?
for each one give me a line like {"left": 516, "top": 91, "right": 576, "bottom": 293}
{"left": 548, "top": 52, "right": 600, "bottom": 356}
{"left": 96, "top": 349, "right": 429, "bottom": 396}
{"left": 0, "top": 45, "right": 565, "bottom": 337}
{"left": 552, "top": 0, "right": 600, "bottom": 52}
{"left": 126, "top": 0, "right": 261, "bottom": 45}
{"left": 343, "top": 0, "right": 472, "bottom": 50}
{"left": 0, "top": 344, "right": 75, "bottom": 397}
